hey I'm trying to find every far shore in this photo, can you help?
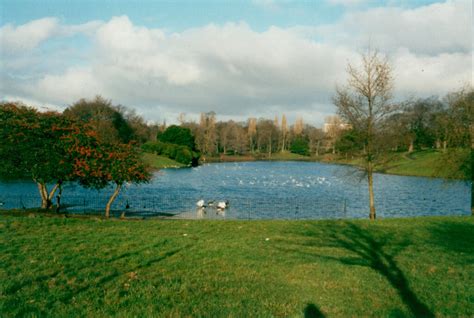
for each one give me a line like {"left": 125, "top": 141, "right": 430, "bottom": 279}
{"left": 146, "top": 149, "right": 458, "bottom": 180}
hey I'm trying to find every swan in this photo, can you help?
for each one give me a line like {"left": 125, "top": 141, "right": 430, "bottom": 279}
{"left": 217, "top": 200, "right": 229, "bottom": 210}
{"left": 196, "top": 199, "right": 205, "bottom": 208}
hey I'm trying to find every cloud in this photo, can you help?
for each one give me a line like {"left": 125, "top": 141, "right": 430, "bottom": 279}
{"left": 326, "top": 0, "right": 368, "bottom": 6}
{"left": 0, "top": 17, "right": 59, "bottom": 52}
{"left": 316, "top": 0, "right": 471, "bottom": 55}
{"left": 1, "top": 1, "right": 471, "bottom": 126}
{"left": 393, "top": 49, "right": 471, "bottom": 96}
{"left": 0, "top": 18, "right": 103, "bottom": 53}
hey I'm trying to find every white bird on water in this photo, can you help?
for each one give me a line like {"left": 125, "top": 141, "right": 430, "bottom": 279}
{"left": 196, "top": 199, "right": 206, "bottom": 208}
{"left": 217, "top": 200, "right": 229, "bottom": 210}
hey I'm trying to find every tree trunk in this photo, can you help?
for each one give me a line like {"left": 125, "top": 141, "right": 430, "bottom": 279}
{"left": 368, "top": 161, "right": 376, "bottom": 220}
{"left": 408, "top": 140, "right": 414, "bottom": 153}
{"left": 55, "top": 183, "right": 63, "bottom": 213}
{"left": 105, "top": 183, "right": 122, "bottom": 218}
{"left": 37, "top": 182, "right": 58, "bottom": 209}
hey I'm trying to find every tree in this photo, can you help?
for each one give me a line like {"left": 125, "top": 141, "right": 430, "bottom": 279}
{"left": 290, "top": 136, "right": 310, "bottom": 156}
{"left": 333, "top": 50, "right": 397, "bottom": 220}
{"left": 435, "top": 88, "right": 473, "bottom": 215}
{"left": 0, "top": 103, "right": 84, "bottom": 209}
{"left": 64, "top": 96, "right": 135, "bottom": 144}
{"left": 196, "top": 112, "right": 217, "bottom": 156}
{"left": 158, "top": 125, "right": 196, "bottom": 150}
{"left": 72, "top": 142, "right": 151, "bottom": 218}
{"left": 256, "top": 119, "right": 278, "bottom": 156}
{"left": 335, "top": 129, "right": 365, "bottom": 158}
{"left": 248, "top": 118, "right": 257, "bottom": 153}
{"left": 293, "top": 117, "right": 304, "bottom": 136}
{"left": 281, "top": 114, "right": 288, "bottom": 152}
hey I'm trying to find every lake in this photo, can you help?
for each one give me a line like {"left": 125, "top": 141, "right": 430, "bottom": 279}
{"left": 0, "top": 161, "right": 470, "bottom": 219}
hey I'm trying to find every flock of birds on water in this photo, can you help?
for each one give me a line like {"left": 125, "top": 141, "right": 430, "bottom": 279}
{"left": 196, "top": 199, "right": 229, "bottom": 215}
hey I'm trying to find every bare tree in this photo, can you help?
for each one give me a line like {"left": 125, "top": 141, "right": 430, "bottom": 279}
{"left": 248, "top": 117, "right": 257, "bottom": 153}
{"left": 196, "top": 112, "right": 217, "bottom": 156}
{"left": 333, "top": 50, "right": 397, "bottom": 220}
{"left": 281, "top": 114, "right": 288, "bottom": 151}
{"left": 293, "top": 117, "right": 304, "bottom": 136}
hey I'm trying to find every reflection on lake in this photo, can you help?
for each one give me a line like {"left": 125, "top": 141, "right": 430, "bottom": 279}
{"left": 0, "top": 161, "right": 470, "bottom": 219}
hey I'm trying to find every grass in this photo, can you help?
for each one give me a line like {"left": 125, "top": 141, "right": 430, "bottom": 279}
{"left": 383, "top": 150, "right": 443, "bottom": 177}
{"left": 146, "top": 149, "right": 453, "bottom": 179}
{"left": 1, "top": 213, "right": 473, "bottom": 317}
{"left": 142, "top": 152, "right": 186, "bottom": 169}
{"left": 266, "top": 151, "right": 312, "bottom": 161}
{"left": 330, "top": 150, "right": 454, "bottom": 179}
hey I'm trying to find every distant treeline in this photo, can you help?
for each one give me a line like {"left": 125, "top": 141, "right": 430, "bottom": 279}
{"left": 2, "top": 89, "right": 472, "bottom": 163}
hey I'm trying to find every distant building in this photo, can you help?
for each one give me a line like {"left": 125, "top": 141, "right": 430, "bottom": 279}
{"left": 323, "top": 116, "right": 352, "bottom": 134}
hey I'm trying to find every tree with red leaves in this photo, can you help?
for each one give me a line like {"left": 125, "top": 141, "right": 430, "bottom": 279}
{"left": 0, "top": 102, "right": 80, "bottom": 209}
{"left": 72, "top": 142, "right": 151, "bottom": 218}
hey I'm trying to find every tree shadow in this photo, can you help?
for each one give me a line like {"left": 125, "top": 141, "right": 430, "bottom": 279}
{"left": 428, "top": 221, "right": 474, "bottom": 260}
{"left": 304, "top": 303, "right": 326, "bottom": 318}
{"left": 283, "top": 222, "right": 434, "bottom": 318}
{"left": 46, "top": 242, "right": 192, "bottom": 307}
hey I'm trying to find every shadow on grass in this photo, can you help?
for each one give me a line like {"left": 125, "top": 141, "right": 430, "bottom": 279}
{"left": 5, "top": 240, "right": 170, "bottom": 296}
{"left": 48, "top": 243, "right": 191, "bottom": 307}
{"left": 428, "top": 221, "right": 474, "bottom": 259}
{"left": 284, "top": 222, "right": 434, "bottom": 318}
{"left": 304, "top": 303, "right": 325, "bottom": 318}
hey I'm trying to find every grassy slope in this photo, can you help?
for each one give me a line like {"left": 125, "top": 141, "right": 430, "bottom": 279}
{"left": 383, "top": 150, "right": 442, "bottom": 177}
{"left": 329, "top": 150, "right": 448, "bottom": 178}
{"left": 142, "top": 152, "right": 186, "bottom": 169}
{"left": 1, "top": 214, "right": 473, "bottom": 317}
{"left": 203, "top": 150, "right": 448, "bottom": 179}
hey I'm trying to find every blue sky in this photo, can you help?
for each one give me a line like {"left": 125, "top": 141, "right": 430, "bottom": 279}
{"left": 1, "top": 0, "right": 471, "bottom": 125}
{"left": 2, "top": 0, "right": 442, "bottom": 30}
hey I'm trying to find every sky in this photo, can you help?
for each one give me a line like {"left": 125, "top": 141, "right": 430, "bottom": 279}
{"left": 0, "top": 0, "right": 472, "bottom": 126}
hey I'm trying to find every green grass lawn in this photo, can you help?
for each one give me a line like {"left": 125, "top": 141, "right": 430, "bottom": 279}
{"left": 382, "top": 150, "right": 444, "bottom": 178}
{"left": 142, "top": 152, "right": 186, "bottom": 169}
{"left": 1, "top": 214, "right": 473, "bottom": 317}
{"left": 331, "top": 150, "right": 455, "bottom": 179}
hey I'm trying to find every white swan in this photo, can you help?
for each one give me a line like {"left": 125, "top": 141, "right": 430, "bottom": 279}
{"left": 196, "top": 199, "right": 205, "bottom": 208}
{"left": 217, "top": 200, "right": 229, "bottom": 210}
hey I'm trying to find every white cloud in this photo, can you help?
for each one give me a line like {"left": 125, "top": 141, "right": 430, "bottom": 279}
{"left": 326, "top": 0, "right": 368, "bottom": 6}
{"left": 316, "top": 0, "right": 471, "bottom": 55}
{"left": 393, "top": 49, "right": 471, "bottom": 96}
{"left": 1, "top": 1, "right": 472, "bottom": 126}
{"left": 0, "top": 17, "right": 59, "bottom": 52}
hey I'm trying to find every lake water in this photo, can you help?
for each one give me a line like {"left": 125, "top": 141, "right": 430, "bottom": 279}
{"left": 0, "top": 161, "right": 470, "bottom": 219}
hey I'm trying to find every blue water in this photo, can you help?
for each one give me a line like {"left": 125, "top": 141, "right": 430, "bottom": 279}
{"left": 0, "top": 161, "right": 470, "bottom": 219}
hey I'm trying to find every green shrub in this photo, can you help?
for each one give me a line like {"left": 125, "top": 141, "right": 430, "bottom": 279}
{"left": 142, "top": 141, "right": 199, "bottom": 166}
{"left": 290, "top": 136, "right": 309, "bottom": 156}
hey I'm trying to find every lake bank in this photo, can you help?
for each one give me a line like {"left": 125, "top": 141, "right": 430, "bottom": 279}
{"left": 1, "top": 214, "right": 472, "bottom": 317}
{"left": 144, "top": 150, "right": 457, "bottom": 180}
{"left": 1, "top": 161, "right": 469, "bottom": 217}
{"left": 196, "top": 149, "right": 457, "bottom": 180}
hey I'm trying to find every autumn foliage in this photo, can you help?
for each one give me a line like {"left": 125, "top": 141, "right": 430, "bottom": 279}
{"left": 0, "top": 102, "right": 150, "bottom": 216}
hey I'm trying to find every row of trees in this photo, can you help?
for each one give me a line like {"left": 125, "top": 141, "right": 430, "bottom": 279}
{"left": 173, "top": 112, "right": 326, "bottom": 158}
{"left": 0, "top": 101, "right": 150, "bottom": 217}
